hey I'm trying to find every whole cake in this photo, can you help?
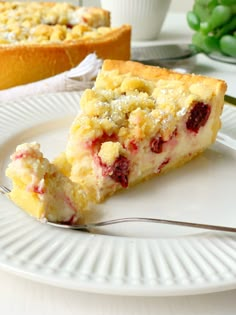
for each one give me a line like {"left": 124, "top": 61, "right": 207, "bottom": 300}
{"left": 0, "top": 1, "right": 131, "bottom": 89}
{"left": 6, "top": 143, "right": 87, "bottom": 224}
{"left": 60, "top": 60, "right": 227, "bottom": 202}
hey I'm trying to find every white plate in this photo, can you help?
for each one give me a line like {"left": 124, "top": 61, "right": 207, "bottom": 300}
{"left": 0, "top": 92, "right": 236, "bottom": 296}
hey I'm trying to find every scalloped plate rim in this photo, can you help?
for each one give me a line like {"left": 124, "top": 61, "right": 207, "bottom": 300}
{"left": 0, "top": 92, "right": 236, "bottom": 296}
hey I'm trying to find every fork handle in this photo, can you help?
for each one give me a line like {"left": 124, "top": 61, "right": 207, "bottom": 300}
{"left": 66, "top": 217, "right": 236, "bottom": 233}
{"left": 1, "top": 185, "right": 235, "bottom": 233}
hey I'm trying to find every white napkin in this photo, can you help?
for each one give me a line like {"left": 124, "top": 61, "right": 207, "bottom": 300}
{"left": 0, "top": 53, "right": 103, "bottom": 103}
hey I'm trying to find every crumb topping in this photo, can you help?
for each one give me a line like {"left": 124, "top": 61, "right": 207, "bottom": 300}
{"left": 7, "top": 142, "right": 55, "bottom": 195}
{"left": 72, "top": 69, "right": 215, "bottom": 145}
{"left": 98, "top": 142, "right": 125, "bottom": 165}
{"left": 0, "top": 2, "right": 111, "bottom": 44}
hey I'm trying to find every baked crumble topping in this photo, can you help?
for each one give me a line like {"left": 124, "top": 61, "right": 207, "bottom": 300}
{"left": 73, "top": 69, "right": 215, "bottom": 145}
{"left": 0, "top": 1, "right": 111, "bottom": 44}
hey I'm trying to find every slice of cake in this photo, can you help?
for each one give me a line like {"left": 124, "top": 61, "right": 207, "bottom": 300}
{"left": 6, "top": 142, "right": 87, "bottom": 224}
{"left": 62, "top": 60, "right": 227, "bottom": 202}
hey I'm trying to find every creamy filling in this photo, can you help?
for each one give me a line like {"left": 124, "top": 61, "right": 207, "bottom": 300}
{"left": 6, "top": 143, "right": 83, "bottom": 223}
{"left": 68, "top": 103, "right": 215, "bottom": 202}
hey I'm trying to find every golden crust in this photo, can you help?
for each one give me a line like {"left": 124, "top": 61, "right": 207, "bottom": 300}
{"left": 102, "top": 59, "right": 227, "bottom": 90}
{"left": 0, "top": 25, "right": 131, "bottom": 89}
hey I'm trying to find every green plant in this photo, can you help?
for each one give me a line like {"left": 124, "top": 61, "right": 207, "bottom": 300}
{"left": 187, "top": 0, "right": 236, "bottom": 57}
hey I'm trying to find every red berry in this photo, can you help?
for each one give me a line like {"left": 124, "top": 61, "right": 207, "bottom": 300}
{"left": 186, "top": 102, "right": 211, "bottom": 133}
{"left": 96, "top": 154, "right": 130, "bottom": 188}
{"left": 150, "top": 136, "right": 164, "bottom": 153}
{"left": 110, "top": 156, "right": 130, "bottom": 188}
{"left": 150, "top": 129, "right": 178, "bottom": 154}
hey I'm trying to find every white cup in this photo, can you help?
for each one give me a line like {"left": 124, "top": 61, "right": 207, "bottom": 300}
{"left": 101, "top": 0, "right": 171, "bottom": 41}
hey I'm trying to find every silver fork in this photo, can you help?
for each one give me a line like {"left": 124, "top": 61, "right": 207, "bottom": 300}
{"left": 1, "top": 184, "right": 236, "bottom": 233}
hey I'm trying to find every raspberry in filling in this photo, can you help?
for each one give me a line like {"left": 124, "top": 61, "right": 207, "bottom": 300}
{"left": 110, "top": 156, "right": 130, "bottom": 188}
{"left": 97, "top": 154, "right": 130, "bottom": 188}
{"left": 150, "top": 129, "right": 178, "bottom": 154}
{"left": 150, "top": 136, "right": 164, "bottom": 154}
{"left": 186, "top": 102, "right": 211, "bottom": 133}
